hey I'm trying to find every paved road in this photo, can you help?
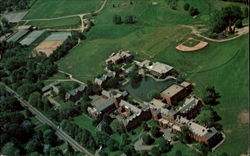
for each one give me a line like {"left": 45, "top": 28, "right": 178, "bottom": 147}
{"left": 2, "top": 83, "right": 94, "bottom": 156}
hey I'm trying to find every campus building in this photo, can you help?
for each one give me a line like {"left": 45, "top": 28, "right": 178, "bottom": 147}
{"left": 115, "top": 100, "right": 151, "bottom": 131}
{"left": 94, "top": 70, "right": 116, "bottom": 87}
{"left": 175, "top": 96, "right": 202, "bottom": 119}
{"left": 160, "top": 81, "right": 192, "bottom": 105}
{"left": 41, "top": 81, "right": 60, "bottom": 95}
{"left": 135, "top": 60, "right": 173, "bottom": 78}
{"left": 175, "top": 116, "right": 223, "bottom": 147}
{"left": 105, "top": 50, "right": 133, "bottom": 64}
{"left": 88, "top": 90, "right": 128, "bottom": 118}
{"left": 65, "top": 84, "right": 87, "bottom": 102}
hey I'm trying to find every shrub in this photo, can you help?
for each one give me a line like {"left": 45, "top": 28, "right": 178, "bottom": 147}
{"left": 235, "top": 19, "right": 243, "bottom": 28}
{"left": 189, "top": 7, "right": 199, "bottom": 16}
{"left": 113, "top": 15, "right": 122, "bottom": 24}
{"left": 183, "top": 3, "right": 190, "bottom": 11}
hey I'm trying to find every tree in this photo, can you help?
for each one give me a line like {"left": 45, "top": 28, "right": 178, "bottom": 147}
{"left": 59, "top": 87, "right": 66, "bottom": 99}
{"left": 243, "top": 7, "right": 248, "bottom": 17}
{"left": 25, "top": 140, "right": 41, "bottom": 153}
{"left": 110, "top": 119, "right": 125, "bottom": 133}
{"left": 189, "top": 7, "right": 199, "bottom": 16}
{"left": 123, "top": 145, "right": 137, "bottom": 156}
{"left": 183, "top": 3, "right": 190, "bottom": 11}
{"left": 28, "top": 152, "right": 40, "bottom": 156}
{"left": 107, "top": 139, "right": 119, "bottom": 151}
{"left": 179, "top": 126, "right": 192, "bottom": 144}
{"left": 157, "top": 138, "right": 172, "bottom": 153}
{"left": 151, "top": 147, "right": 160, "bottom": 156}
{"left": 1, "top": 142, "right": 20, "bottom": 156}
{"left": 101, "top": 122, "right": 113, "bottom": 134}
{"left": 203, "top": 86, "right": 221, "bottom": 105}
{"left": 29, "top": 92, "right": 42, "bottom": 107}
{"left": 125, "top": 15, "right": 135, "bottom": 24}
{"left": 113, "top": 15, "right": 122, "bottom": 24}
{"left": 221, "top": 5, "right": 243, "bottom": 33}
{"left": 195, "top": 143, "right": 210, "bottom": 155}
{"left": 209, "top": 10, "right": 228, "bottom": 33}
{"left": 43, "top": 129, "right": 57, "bottom": 145}
{"left": 150, "top": 126, "right": 161, "bottom": 137}
{"left": 95, "top": 131, "right": 110, "bottom": 146}
{"left": 235, "top": 19, "right": 243, "bottom": 28}
{"left": 176, "top": 150, "right": 182, "bottom": 156}
{"left": 142, "top": 133, "right": 154, "bottom": 145}
{"left": 49, "top": 147, "right": 63, "bottom": 156}
{"left": 196, "top": 109, "right": 215, "bottom": 126}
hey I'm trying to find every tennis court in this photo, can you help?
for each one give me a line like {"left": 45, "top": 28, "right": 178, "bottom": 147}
{"left": 44, "top": 32, "right": 71, "bottom": 41}
{"left": 20, "top": 30, "right": 45, "bottom": 45}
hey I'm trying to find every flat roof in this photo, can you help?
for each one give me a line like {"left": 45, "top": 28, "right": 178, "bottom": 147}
{"left": 161, "top": 84, "right": 184, "bottom": 98}
{"left": 95, "top": 98, "right": 114, "bottom": 112}
{"left": 150, "top": 99, "right": 166, "bottom": 109}
{"left": 7, "top": 29, "right": 29, "bottom": 42}
{"left": 147, "top": 62, "right": 173, "bottom": 74}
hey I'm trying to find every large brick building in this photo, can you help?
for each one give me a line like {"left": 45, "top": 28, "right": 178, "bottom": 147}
{"left": 160, "top": 81, "right": 192, "bottom": 105}
{"left": 116, "top": 100, "right": 151, "bottom": 131}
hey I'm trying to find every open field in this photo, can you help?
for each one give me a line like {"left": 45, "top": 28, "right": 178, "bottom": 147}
{"left": 187, "top": 36, "right": 249, "bottom": 155}
{"left": 24, "top": 0, "right": 102, "bottom": 19}
{"left": 26, "top": 17, "right": 81, "bottom": 29}
{"left": 56, "top": 0, "right": 248, "bottom": 155}
{"left": 73, "top": 115, "right": 96, "bottom": 136}
{"left": 3, "top": 11, "right": 28, "bottom": 23}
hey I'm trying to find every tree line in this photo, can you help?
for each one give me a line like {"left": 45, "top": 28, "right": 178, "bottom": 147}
{"left": 0, "top": 0, "right": 32, "bottom": 13}
{"left": 0, "top": 85, "right": 72, "bottom": 156}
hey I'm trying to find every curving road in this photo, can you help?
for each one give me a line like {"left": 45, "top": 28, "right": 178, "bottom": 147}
{"left": 180, "top": 24, "right": 249, "bottom": 43}
{"left": 2, "top": 83, "right": 94, "bottom": 156}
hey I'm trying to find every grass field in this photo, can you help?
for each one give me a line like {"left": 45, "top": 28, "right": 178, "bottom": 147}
{"left": 182, "top": 38, "right": 200, "bottom": 47}
{"left": 73, "top": 114, "right": 96, "bottom": 136}
{"left": 24, "top": 0, "right": 102, "bottom": 19}
{"left": 187, "top": 35, "right": 249, "bottom": 156}
{"left": 26, "top": 17, "right": 81, "bottom": 29}
{"left": 54, "top": 0, "right": 249, "bottom": 155}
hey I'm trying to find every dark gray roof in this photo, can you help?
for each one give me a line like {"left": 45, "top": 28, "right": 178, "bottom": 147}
{"left": 42, "top": 81, "right": 60, "bottom": 92}
{"left": 7, "top": 29, "right": 29, "bottom": 42}
{"left": 177, "top": 97, "right": 199, "bottom": 114}
{"left": 203, "top": 127, "right": 218, "bottom": 140}
{"left": 67, "top": 84, "right": 87, "bottom": 96}
{"left": 95, "top": 98, "right": 114, "bottom": 112}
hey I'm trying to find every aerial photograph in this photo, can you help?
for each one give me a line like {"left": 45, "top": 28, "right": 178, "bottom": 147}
{"left": 0, "top": 0, "right": 249, "bottom": 156}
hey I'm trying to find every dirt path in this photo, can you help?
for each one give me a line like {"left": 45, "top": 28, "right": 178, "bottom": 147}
{"left": 181, "top": 24, "right": 249, "bottom": 43}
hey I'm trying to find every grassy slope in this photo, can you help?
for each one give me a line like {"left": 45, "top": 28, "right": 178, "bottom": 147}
{"left": 56, "top": 0, "right": 248, "bottom": 155}
{"left": 25, "top": 0, "right": 101, "bottom": 19}
{"left": 187, "top": 35, "right": 249, "bottom": 155}
{"left": 26, "top": 17, "right": 81, "bottom": 29}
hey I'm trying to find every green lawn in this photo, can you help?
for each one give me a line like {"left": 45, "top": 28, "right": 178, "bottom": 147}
{"left": 24, "top": 0, "right": 102, "bottom": 19}
{"left": 26, "top": 17, "right": 81, "bottom": 29}
{"left": 124, "top": 78, "right": 175, "bottom": 102}
{"left": 167, "top": 142, "right": 199, "bottom": 156}
{"left": 187, "top": 35, "right": 249, "bottom": 156}
{"left": 55, "top": 0, "right": 248, "bottom": 155}
{"left": 73, "top": 114, "right": 96, "bottom": 136}
{"left": 182, "top": 38, "right": 200, "bottom": 47}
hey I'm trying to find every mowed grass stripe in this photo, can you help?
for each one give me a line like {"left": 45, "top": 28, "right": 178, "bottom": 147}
{"left": 25, "top": 0, "right": 102, "bottom": 19}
